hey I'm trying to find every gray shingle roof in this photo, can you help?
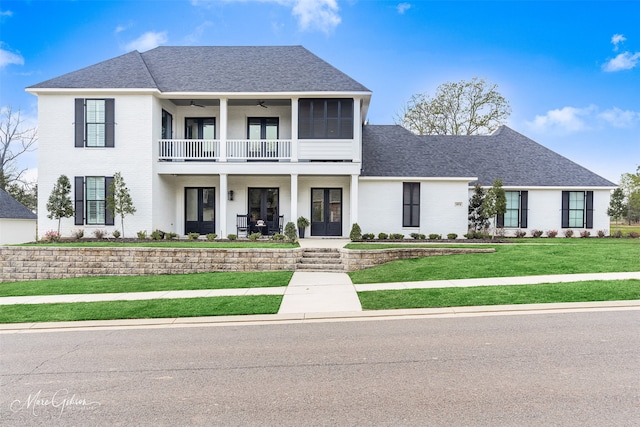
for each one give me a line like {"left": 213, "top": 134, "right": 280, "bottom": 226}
{"left": 362, "top": 125, "right": 616, "bottom": 187}
{"left": 28, "top": 46, "right": 370, "bottom": 93}
{"left": 0, "top": 189, "right": 37, "bottom": 219}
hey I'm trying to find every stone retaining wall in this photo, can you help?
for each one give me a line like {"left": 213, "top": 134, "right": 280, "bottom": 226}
{"left": 0, "top": 246, "right": 494, "bottom": 283}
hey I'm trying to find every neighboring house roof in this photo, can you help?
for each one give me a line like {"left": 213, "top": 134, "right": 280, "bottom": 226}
{"left": 28, "top": 46, "right": 370, "bottom": 93}
{"left": 0, "top": 189, "right": 37, "bottom": 219}
{"left": 362, "top": 125, "right": 616, "bottom": 187}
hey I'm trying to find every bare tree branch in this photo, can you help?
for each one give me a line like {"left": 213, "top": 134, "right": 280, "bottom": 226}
{"left": 0, "top": 106, "right": 38, "bottom": 190}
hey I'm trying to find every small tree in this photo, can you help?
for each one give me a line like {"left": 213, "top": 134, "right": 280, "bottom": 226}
{"left": 46, "top": 175, "right": 74, "bottom": 234}
{"left": 483, "top": 179, "right": 506, "bottom": 238}
{"left": 284, "top": 221, "right": 297, "bottom": 243}
{"left": 106, "top": 172, "right": 136, "bottom": 238}
{"left": 607, "top": 187, "right": 626, "bottom": 224}
{"left": 468, "top": 183, "right": 489, "bottom": 233}
{"left": 349, "top": 223, "right": 362, "bottom": 241}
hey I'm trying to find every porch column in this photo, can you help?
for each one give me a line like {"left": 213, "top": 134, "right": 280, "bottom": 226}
{"left": 219, "top": 173, "right": 228, "bottom": 238}
{"left": 219, "top": 98, "right": 227, "bottom": 162}
{"left": 353, "top": 97, "right": 362, "bottom": 162}
{"left": 290, "top": 96, "right": 298, "bottom": 162}
{"left": 290, "top": 173, "right": 298, "bottom": 226}
{"left": 350, "top": 174, "right": 359, "bottom": 225}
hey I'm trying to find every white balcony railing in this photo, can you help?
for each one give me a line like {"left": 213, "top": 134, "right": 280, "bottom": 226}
{"left": 158, "top": 139, "right": 292, "bottom": 161}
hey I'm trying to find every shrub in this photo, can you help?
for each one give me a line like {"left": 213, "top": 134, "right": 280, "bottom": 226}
{"left": 546, "top": 230, "right": 558, "bottom": 238}
{"left": 377, "top": 232, "right": 388, "bottom": 240}
{"left": 93, "top": 229, "right": 107, "bottom": 239}
{"left": 227, "top": 234, "right": 237, "bottom": 240}
{"left": 580, "top": 230, "right": 591, "bottom": 238}
{"left": 137, "top": 230, "right": 147, "bottom": 239}
{"left": 188, "top": 232, "right": 200, "bottom": 240}
{"left": 410, "top": 233, "right": 425, "bottom": 240}
{"left": 629, "top": 231, "right": 640, "bottom": 239}
{"left": 349, "top": 223, "right": 362, "bottom": 241}
{"left": 284, "top": 222, "right": 297, "bottom": 242}
{"left": 429, "top": 234, "right": 442, "bottom": 240}
{"left": 112, "top": 230, "right": 121, "bottom": 239}
{"left": 531, "top": 229, "right": 543, "bottom": 238}
{"left": 465, "top": 231, "right": 490, "bottom": 239}
{"left": 447, "top": 233, "right": 458, "bottom": 240}
{"left": 563, "top": 229, "right": 574, "bottom": 238}
{"left": 390, "top": 233, "right": 404, "bottom": 240}
{"left": 150, "top": 230, "right": 165, "bottom": 240}
{"left": 165, "top": 232, "right": 177, "bottom": 240}
{"left": 362, "top": 233, "right": 375, "bottom": 240}
{"left": 271, "top": 233, "right": 285, "bottom": 241}
{"left": 612, "top": 230, "right": 623, "bottom": 238}
{"left": 42, "top": 230, "right": 61, "bottom": 243}
{"left": 206, "top": 233, "right": 217, "bottom": 241}
{"left": 249, "top": 232, "right": 262, "bottom": 241}
{"left": 514, "top": 229, "right": 526, "bottom": 238}
{"left": 71, "top": 229, "right": 84, "bottom": 240}
{"left": 597, "top": 230, "right": 606, "bottom": 238}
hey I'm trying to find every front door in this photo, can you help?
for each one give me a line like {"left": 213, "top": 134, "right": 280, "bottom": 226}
{"left": 185, "top": 187, "right": 215, "bottom": 235}
{"left": 311, "top": 188, "right": 342, "bottom": 236}
{"left": 248, "top": 188, "right": 279, "bottom": 234}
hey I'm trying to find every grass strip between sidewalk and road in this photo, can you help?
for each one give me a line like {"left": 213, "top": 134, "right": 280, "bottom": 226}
{"left": 358, "top": 280, "right": 640, "bottom": 310}
{"left": 0, "top": 271, "right": 294, "bottom": 297}
{"left": 0, "top": 295, "right": 283, "bottom": 324}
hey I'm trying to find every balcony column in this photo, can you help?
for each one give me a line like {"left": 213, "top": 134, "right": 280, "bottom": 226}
{"left": 219, "top": 98, "right": 227, "bottom": 162}
{"left": 353, "top": 97, "right": 362, "bottom": 162}
{"left": 290, "top": 96, "right": 298, "bottom": 162}
{"left": 219, "top": 173, "right": 228, "bottom": 238}
{"left": 350, "top": 174, "right": 359, "bottom": 225}
{"left": 290, "top": 173, "right": 298, "bottom": 226}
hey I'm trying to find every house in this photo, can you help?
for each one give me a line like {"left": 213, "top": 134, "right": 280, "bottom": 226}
{"left": 0, "top": 188, "right": 37, "bottom": 244}
{"left": 26, "top": 46, "right": 615, "bottom": 239}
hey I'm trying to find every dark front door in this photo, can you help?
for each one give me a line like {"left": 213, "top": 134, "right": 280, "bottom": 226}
{"left": 185, "top": 187, "right": 215, "bottom": 235}
{"left": 311, "top": 188, "right": 342, "bottom": 236}
{"left": 248, "top": 188, "right": 279, "bottom": 234}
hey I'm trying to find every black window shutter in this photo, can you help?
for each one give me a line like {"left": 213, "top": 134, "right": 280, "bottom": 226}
{"left": 105, "top": 99, "right": 115, "bottom": 147}
{"left": 496, "top": 213, "right": 504, "bottom": 228}
{"left": 75, "top": 99, "right": 85, "bottom": 147}
{"left": 585, "top": 191, "right": 594, "bottom": 228}
{"left": 520, "top": 191, "right": 528, "bottom": 228}
{"left": 74, "top": 176, "right": 84, "bottom": 225}
{"left": 561, "top": 191, "right": 570, "bottom": 228}
{"left": 105, "top": 176, "right": 115, "bottom": 226}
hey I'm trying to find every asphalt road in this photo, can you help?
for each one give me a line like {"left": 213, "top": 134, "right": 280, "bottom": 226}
{"left": 1, "top": 310, "right": 639, "bottom": 426}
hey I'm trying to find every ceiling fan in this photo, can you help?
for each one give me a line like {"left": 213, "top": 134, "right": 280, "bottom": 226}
{"left": 189, "top": 100, "right": 205, "bottom": 108}
{"left": 257, "top": 100, "right": 268, "bottom": 108}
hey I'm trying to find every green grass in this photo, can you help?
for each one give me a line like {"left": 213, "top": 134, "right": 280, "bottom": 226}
{"left": 358, "top": 280, "right": 640, "bottom": 310}
{"left": 0, "top": 271, "right": 293, "bottom": 297}
{"left": 22, "top": 241, "right": 298, "bottom": 248}
{"left": 610, "top": 223, "right": 640, "bottom": 235}
{"left": 348, "top": 239, "right": 640, "bottom": 284}
{"left": 0, "top": 295, "right": 283, "bottom": 324}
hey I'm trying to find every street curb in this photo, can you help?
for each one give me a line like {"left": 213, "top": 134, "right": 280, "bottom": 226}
{"left": 1, "top": 300, "right": 639, "bottom": 333}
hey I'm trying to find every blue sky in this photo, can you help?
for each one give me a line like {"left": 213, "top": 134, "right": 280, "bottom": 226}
{"left": 1, "top": 0, "right": 639, "bottom": 184}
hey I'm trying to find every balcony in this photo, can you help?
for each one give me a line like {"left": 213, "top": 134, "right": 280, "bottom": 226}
{"left": 159, "top": 139, "right": 292, "bottom": 162}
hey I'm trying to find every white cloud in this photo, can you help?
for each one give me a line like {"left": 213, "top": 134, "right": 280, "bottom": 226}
{"left": 124, "top": 31, "right": 168, "bottom": 52}
{"left": 193, "top": 0, "right": 341, "bottom": 33}
{"left": 0, "top": 10, "right": 13, "bottom": 17}
{"left": 183, "top": 21, "right": 212, "bottom": 44}
{"left": 397, "top": 3, "right": 411, "bottom": 14}
{"left": 602, "top": 51, "right": 640, "bottom": 72}
{"left": 0, "top": 47, "right": 24, "bottom": 68}
{"left": 527, "top": 105, "right": 640, "bottom": 134}
{"left": 611, "top": 33, "right": 626, "bottom": 50}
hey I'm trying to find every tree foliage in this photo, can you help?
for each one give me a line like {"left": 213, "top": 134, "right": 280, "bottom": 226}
{"left": 607, "top": 187, "right": 626, "bottom": 223}
{"left": 468, "top": 183, "right": 489, "bottom": 232}
{"left": 483, "top": 179, "right": 507, "bottom": 238}
{"left": 619, "top": 166, "right": 640, "bottom": 224}
{"left": 0, "top": 106, "right": 37, "bottom": 191}
{"left": 46, "top": 175, "right": 73, "bottom": 234}
{"left": 106, "top": 172, "right": 136, "bottom": 238}
{"left": 396, "top": 77, "right": 511, "bottom": 135}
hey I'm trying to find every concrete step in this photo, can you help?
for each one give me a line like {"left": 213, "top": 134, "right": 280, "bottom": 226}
{"left": 296, "top": 248, "right": 344, "bottom": 272}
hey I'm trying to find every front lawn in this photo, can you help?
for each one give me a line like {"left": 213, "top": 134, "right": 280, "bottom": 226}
{"left": 21, "top": 241, "right": 298, "bottom": 248}
{"left": 358, "top": 280, "right": 640, "bottom": 310}
{"left": 348, "top": 239, "right": 640, "bottom": 284}
{"left": 0, "top": 271, "right": 294, "bottom": 297}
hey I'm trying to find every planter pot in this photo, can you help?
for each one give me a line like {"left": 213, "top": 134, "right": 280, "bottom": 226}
{"left": 298, "top": 228, "right": 305, "bottom": 238}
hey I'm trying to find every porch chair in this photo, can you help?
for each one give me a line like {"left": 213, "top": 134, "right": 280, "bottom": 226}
{"left": 269, "top": 215, "right": 285, "bottom": 236}
{"left": 236, "top": 214, "right": 249, "bottom": 238}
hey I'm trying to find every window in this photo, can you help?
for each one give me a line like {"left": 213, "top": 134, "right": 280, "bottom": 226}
{"left": 498, "top": 191, "right": 528, "bottom": 228}
{"left": 298, "top": 98, "right": 353, "bottom": 139}
{"left": 248, "top": 118, "right": 279, "bottom": 159}
{"left": 74, "top": 176, "right": 114, "bottom": 226}
{"left": 75, "top": 98, "right": 114, "bottom": 147}
{"left": 403, "top": 182, "right": 420, "bottom": 227}
{"left": 162, "top": 110, "right": 173, "bottom": 139}
{"left": 562, "top": 191, "right": 593, "bottom": 228}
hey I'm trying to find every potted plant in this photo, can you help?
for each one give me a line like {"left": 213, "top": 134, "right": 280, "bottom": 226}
{"left": 297, "top": 216, "right": 310, "bottom": 238}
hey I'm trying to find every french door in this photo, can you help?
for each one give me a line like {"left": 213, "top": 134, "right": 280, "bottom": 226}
{"left": 185, "top": 188, "right": 215, "bottom": 235}
{"left": 311, "top": 188, "right": 342, "bottom": 236}
{"left": 248, "top": 188, "right": 279, "bottom": 234}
